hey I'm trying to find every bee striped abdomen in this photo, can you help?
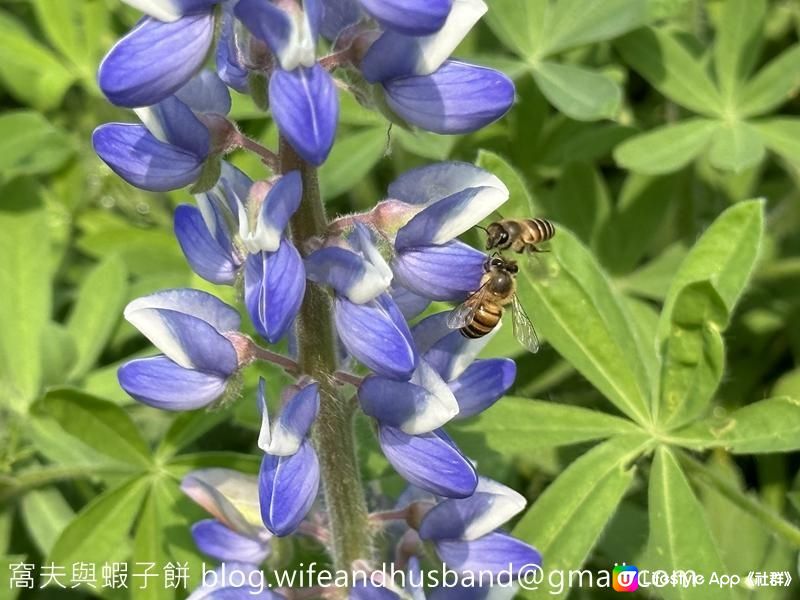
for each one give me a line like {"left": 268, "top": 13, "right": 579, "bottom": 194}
{"left": 460, "top": 303, "right": 502, "bottom": 338}
{"left": 523, "top": 218, "right": 556, "bottom": 244}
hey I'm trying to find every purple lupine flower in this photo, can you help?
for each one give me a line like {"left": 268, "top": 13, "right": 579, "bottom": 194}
{"left": 93, "top": 71, "right": 232, "bottom": 192}
{"left": 187, "top": 563, "right": 283, "bottom": 600}
{"left": 182, "top": 468, "right": 265, "bottom": 536}
{"left": 118, "top": 289, "right": 244, "bottom": 410}
{"left": 192, "top": 519, "right": 271, "bottom": 564}
{"left": 388, "top": 162, "right": 509, "bottom": 301}
{"left": 216, "top": 5, "right": 250, "bottom": 94}
{"left": 357, "top": 0, "right": 515, "bottom": 133}
{"left": 99, "top": 1, "right": 223, "bottom": 107}
{"left": 235, "top": 0, "right": 338, "bottom": 165}
{"left": 305, "top": 224, "right": 417, "bottom": 380}
{"left": 257, "top": 379, "right": 321, "bottom": 536}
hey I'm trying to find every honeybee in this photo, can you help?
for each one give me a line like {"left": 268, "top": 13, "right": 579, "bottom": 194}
{"left": 483, "top": 218, "right": 555, "bottom": 254}
{"left": 447, "top": 254, "right": 540, "bottom": 353}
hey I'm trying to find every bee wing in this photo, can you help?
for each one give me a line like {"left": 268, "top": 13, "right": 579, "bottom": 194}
{"left": 511, "top": 294, "right": 540, "bottom": 353}
{"left": 447, "top": 282, "right": 491, "bottom": 330}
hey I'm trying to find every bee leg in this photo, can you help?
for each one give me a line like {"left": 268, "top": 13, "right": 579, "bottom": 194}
{"left": 529, "top": 245, "right": 550, "bottom": 254}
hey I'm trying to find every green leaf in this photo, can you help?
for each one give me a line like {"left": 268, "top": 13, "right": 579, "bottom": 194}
{"left": 519, "top": 229, "right": 653, "bottom": 425}
{"left": 655, "top": 281, "right": 727, "bottom": 427}
{"left": 624, "top": 296, "right": 660, "bottom": 385}
{"left": 614, "top": 119, "right": 717, "bottom": 175}
{"left": 66, "top": 255, "right": 128, "bottom": 380}
{"left": 738, "top": 45, "right": 800, "bottom": 117}
{"left": 713, "top": 0, "right": 766, "bottom": 102}
{"left": 41, "top": 322, "right": 77, "bottom": 387}
{"left": 532, "top": 62, "right": 621, "bottom": 121}
{"left": 395, "top": 129, "right": 456, "bottom": 161}
{"left": 644, "top": 447, "right": 728, "bottom": 600}
{"left": 19, "top": 488, "right": 74, "bottom": 555}
{"left": 0, "top": 12, "right": 76, "bottom": 110}
{"left": 541, "top": 0, "right": 649, "bottom": 55}
{"left": 596, "top": 173, "right": 680, "bottom": 274}
{"left": 754, "top": 118, "right": 800, "bottom": 166}
{"left": 484, "top": 0, "right": 547, "bottom": 60}
{"left": 450, "top": 397, "right": 640, "bottom": 453}
{"left": 0, "top": 179, "right": 51, "bottom": 412}
{"left": 659, "top": 199, "right": 764, "bottom": 339}
{"left": 673, "top": 397, "right": 800, "bottom": 454}
{"left": 155, "top": 409, "right": 230, "bottom": 460}
{"left": 38, "top": 388, "right": 152, "bottom": 467}
{"left": 0, "top": 112, "right": 76, "bottom": 181}
{"left": 546, "top": 162, "right": 610, "bottom": 245}
{"left": 708, "top": 122, "right": 765, "bottom": 173}
{"left": 619, "top": 244, "right": 688, "bottom": 301}
{"left": 27, "top": 415, "right": 131, "bottom": 471}
{"left": 513, "top": 435, "right": 648, "bottom": 599}
{"left": 49, "top": 477, "right": 148, "bottom": 567}
{"left": 616, "top": 28, "right": 722, "bottom": 115}
{"left": 475, "top": 150, "right": 537, "bottom": 216}
{"left": 132, "top": 488, "right": 172, "bottom": 600}
{"left": 320, "top": 127, "right": 388, "bottom": 199}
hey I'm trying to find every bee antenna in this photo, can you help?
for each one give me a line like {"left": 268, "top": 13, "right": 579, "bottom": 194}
{"left": 475, "top": 224, "right": 489, "bottom": 233}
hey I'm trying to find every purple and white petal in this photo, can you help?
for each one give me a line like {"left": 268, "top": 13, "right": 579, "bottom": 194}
{"left": 216, "top": 8, "right": 250, "bottom": 93}
{"left": 388, "top": 162, "right": 505, "bottom": 207}
{"left": 383, "top": 61, "right": 515, "bottom": 135}
{"left": 181, "top": 469, "right": 263, "bottom": 536}
{"left": 269, "top": 65, "right": 338, "bottom": 166}
{"left": 361, "top": 0, "right": 485, "bottom": 82}
{"left": 235, "top": 0, "right": 317, "bottom": 71}
{"left": 378, "top": 426, "right": 477, "bottom": 498}
{"left": 99, "top": 15, "right": 215, "bottom": 108}
{"left": 450, "top": 359, "right": 516, "bottom": 419}
{"left": 191, "top": 519, "right": 270, "bottom": 564}
{"left": 435, "top": 532, "right": 541, "bottom": 577}
{"left": 118, "top": 356, "right": 228, "bottom": 410}
{"left": 219, "top": 161, "right": 254, "bottom": 222}
{"left": 360, "top": 0, "right": 452, "bottom": 36}
{"left": 134, "top": 96, "right": 210, "bottom": 157}
{"left": 92, "top": 124, "right": 205, "bottom": 192}
{"left": 415, "top": 313, "right": 496, "bottom": 380}
{"left": 246, "top": 171, "right": 303, "bottom": 253}
{"left": 262, "top": 382, "right": 320, "bottom": 456}
{"left": 418, "top": 478, "right": 526, "bottom": 541}
{"left": 244, "top": 242, "right": 306, "bottom": 344}
{"left": 259, "top": 440, "right": 320, "bottom": 536}
{"left": 187, "top": 562, "right": 279, "bottom": 600}
{"left": 391, "top": 284, "right": 430, "bottom": 321}
{"left": 175, "top": 70, "right": 233, "bottom": 115}
{"left": 395, "top": 183, "right": 508, "bottom": 250}
{"left": 320, "top": 0, "right": 361, "bottom": 40}
{"left": 305, "top": 247, "right": 389, "bottom": 304}
{"left": 392, "top": 241, "right": 486, "bottom": 302}
{"left": 359, "top": 360, "right": 458, "bottom": 434}
{"left": 123, "top": 0, "right": 219, "bottom": 22}
{"left": 125, "top": 289, "right": 241, "bottom": 333}
{"left": 335, "top": 294, "right": 417, "bottom": 380}
{"left": 174, "top": 205, "right": 238, "bottom": 285}
{"left": 350, "top": 223, "right": 394, "bottom": 284}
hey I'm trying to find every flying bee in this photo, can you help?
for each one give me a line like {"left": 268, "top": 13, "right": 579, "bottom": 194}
{"left": 446, "top": 254, "right": 540, "bottom": 353}
{"left": 482, "top": 218, "right": 556, "bottom": 254}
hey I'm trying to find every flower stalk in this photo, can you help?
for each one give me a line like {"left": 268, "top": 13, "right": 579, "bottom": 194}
{"left": 279, "top": 137, "right": 373, "bottom": 575}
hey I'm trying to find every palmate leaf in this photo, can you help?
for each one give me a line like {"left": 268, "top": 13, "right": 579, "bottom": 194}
{"left": 513, "top": 434, "right": 650, "bottom": 599}
{"left": 708, "top": 122, "right": 766, "bottom": 173}
{"left": 132, "top": 489, "right": 173, "bottom": 600}
{"left": 518, "top": 229, "right": 653, "bottom": 425}
{"left": 484, "top": 0, "right": 547, "bottom": 61}
{"left": 738, "top": 45, "right": 800, "bottom": 118}
{"left": 614, "top": 119, "right": 717, "bottom": 175}
{"left": 754, "top": 118, "right": 800, "bottom": 167}
{"left": 644, "top": 447, "right": 729, "bottom": 600}
{"left": 713, "top": 0, "right": 767, "bottom": 103}
{"left": 532, "top": 62, "right": 620, "bottom": 122}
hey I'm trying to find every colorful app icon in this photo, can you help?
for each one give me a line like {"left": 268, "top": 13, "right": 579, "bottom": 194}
{"left": 613, "top": 564, "right": 639, "bottom": 592}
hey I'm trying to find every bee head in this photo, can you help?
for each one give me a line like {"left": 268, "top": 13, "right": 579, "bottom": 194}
{"left": 485, "top": 223, "right": 509, "bottom": 249}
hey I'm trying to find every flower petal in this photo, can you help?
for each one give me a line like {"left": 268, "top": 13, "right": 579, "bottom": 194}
{"left": 335, "top": 295, "right": 417, "bottom": 380}
{"left": 418, "top": 478, "right": 526, "bottom": 541}
{"left": 259, "top": 440, "right": 320, "bottom": 536}
{"left": 269, "top": 65, "right": 338, "bottom": 166}
{"left": 450, "top": 359, "right": 515, "bottom": 419}
{"left": 391, "top": 284, "right": 430, "bottom": 320}
{"left": 247, "top": 171, "right": 303, "bottom": 253}
{"left": 93, "top": 124, "right": 205, "bottom": 192}
{"left": 175, "top": 205, "right": 239, "bottom": 285}
{"left": 361, "top": 0, "right": 452, "bottom": 35}
{"left": 118, "top": 356, "right": 228, "bottom": 410}
{"left": 175, "top": 70, "right": 232, "bottom": 115}
{"left": 391, "top": 241, "right": 485, "bottom": 302}
{"left": 134, "top": 96, "right": 210, "bottom": 157}
{"left": 320, "top": 0, "right": 360, "bottom": 40}
{"left": 181, "top": 469, "right": 263, "bottom": 536}
{"left": 415, "top": 312, "right": 497, "bottom": 380}
{"left": 126, "top": 288, "right": 241, "bottom": 332}
{"left": 187, "top": 563, "right": 279, "bottom": 600}
{"left": 235, "top": 0, "right": 317, "bottom": 70}
{"left": 435, "top": 532, "right": 541, "bottom": 577}
{"left": 388, "top": 162, "right": 504, "bottom": 206}
{"left": 361, "top": 0, "right": 485, "bottom": 82}
{"left": 384, "top": 60, "right": 515, "bottom": 135}
{"left": 99, "top": 15, "right": 215, "bottom": 108}
{"left": 123, "top": 0, "right": 219, "bottom": 22}
{"left": 378, "top": 426, "right": 477, "bottom": 498}
{"left": 395, "top": 183, "right": 508, "bottom": 250}
{"left": 260, "top": 381, "right": 320, "bottom": 456}
{"left": 219, "top": 161, "right": 254, "bottom": 221}
{"left": 359, "top": 360, "right": 458, "bottom": 434}
{"left": 244, "top": 242, "right": 306, "bottom": 344}
{"left": 305, "top": 247, "right": 389, "bottom": 304}
{"left": 216, "top": 8, "right": 250, "bottom": 93}
{"left": 191, "top": 519, "right": 270, "bottom": 564}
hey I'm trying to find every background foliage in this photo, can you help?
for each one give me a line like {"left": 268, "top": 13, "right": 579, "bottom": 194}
{"left": 1, "top": 0, "right": 800, "bottom": 598}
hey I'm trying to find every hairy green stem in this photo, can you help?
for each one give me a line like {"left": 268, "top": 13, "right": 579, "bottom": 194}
{"left": 279, "top": 138, "right": 373, "bottom": 576}
{"left": 680, "top": 452, "right": 800, "bottom": 549}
